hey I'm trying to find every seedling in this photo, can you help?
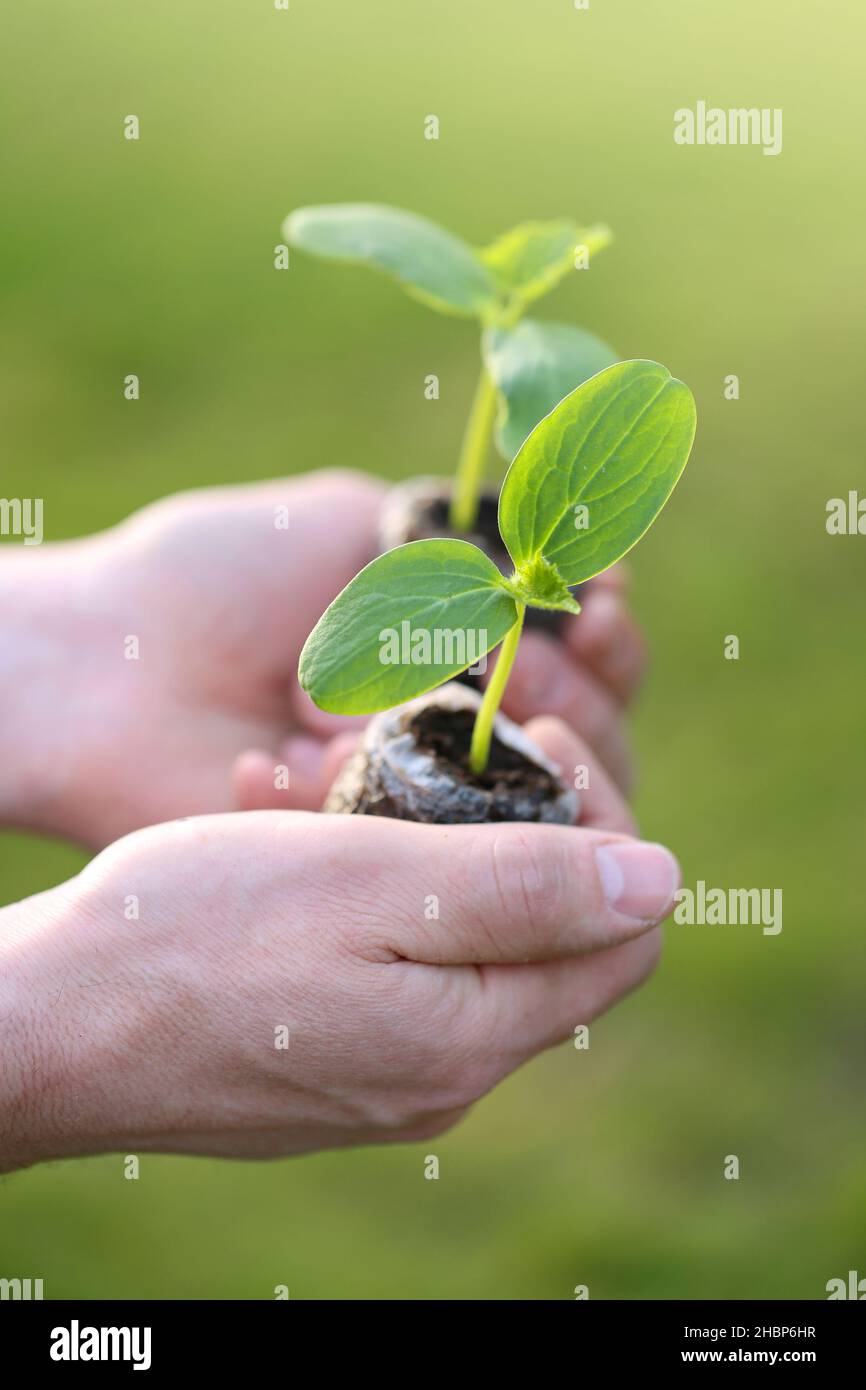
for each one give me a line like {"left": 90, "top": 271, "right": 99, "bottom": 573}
{"left": 300, "top": 359, "right": 696, "bottom": 776}
{"left": 283, "top": 203, "right": 617, "bottom": 532}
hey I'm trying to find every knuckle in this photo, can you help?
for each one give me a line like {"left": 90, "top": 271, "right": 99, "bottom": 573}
{"left": 448, "top": 1030, "right": 504, "bottom": 1109}
{"left": 485, "top": 826, "right": 572, "bottom": 957}
{"left": 419, "top": 998, "right": 500, "bottom": 1110}
{"left": 395, "top": 1106, "right": 470, "bottom": 1144}
{"left": 398, "top": 975, "right": 504, "bottom": 1110}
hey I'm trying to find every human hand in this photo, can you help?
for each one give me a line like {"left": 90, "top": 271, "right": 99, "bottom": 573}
{"left": 0, "top": 470, "right": 383, "bottom": 847}
{"left": 0, "top": 471, "right": 645, "bottom": 848}
{"left": 0, "top": 723, "right": 675, "bottom": 1172}
{"left": 233, "top": 562, "right": 647, "bottom": 814}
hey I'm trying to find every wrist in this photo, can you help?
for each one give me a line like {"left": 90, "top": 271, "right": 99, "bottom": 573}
{"left": 0, "top": 865, "right": 153, "bottom": 1172}
{"left": 0, "top": 880, "right": 85, "bottom": 1171}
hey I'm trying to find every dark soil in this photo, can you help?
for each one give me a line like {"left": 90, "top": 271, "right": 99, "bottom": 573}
{"left": 323, "top": 685, "right": 577, "bottom": 824}
{"left": 409, "top": 705, "right": 561, "bottom": 804}
{"left": 406, "top": 492, "right": 511, "bottom": 564}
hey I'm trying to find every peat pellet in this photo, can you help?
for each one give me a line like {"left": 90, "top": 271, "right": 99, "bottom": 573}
{"left": 324, "top": 682, "right": 578, "bottom": 825}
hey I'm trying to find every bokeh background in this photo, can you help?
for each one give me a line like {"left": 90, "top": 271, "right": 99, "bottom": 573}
{"left": 2, "top": 0, "right": 864, "bottom": 1299}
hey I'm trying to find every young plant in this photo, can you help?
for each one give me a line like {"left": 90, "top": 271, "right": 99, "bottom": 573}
{"left": 283, "top": 203, "right": 617, "bottom": 532}
{"left": 300, "top": 359, "right": 697, "bottom": 775}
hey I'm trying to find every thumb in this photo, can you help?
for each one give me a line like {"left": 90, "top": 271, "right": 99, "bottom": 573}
{"left": 338, "top": 817, "right": 681, "bottom": 967}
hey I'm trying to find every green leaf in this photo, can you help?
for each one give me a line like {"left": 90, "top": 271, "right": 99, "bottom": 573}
{"left": 480, "top": 219, "right": 612, "bottom": 308}
{"left": 498, "top": 360, "right": 697, "bottom": 585}
{"left": 283, "top": 203, "right": 499, "bottom": 318}
{"left": 299, "top": 540, "right": 518, "bottom": 714}
{"left": 484, "top": 318, "right": 619, "bottom": 460}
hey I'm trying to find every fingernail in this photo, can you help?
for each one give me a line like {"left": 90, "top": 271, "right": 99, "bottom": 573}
{"left": 596, "top": 842, "right": 680, "bottom": 923}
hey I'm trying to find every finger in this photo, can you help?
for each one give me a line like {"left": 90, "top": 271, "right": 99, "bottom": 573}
{"left": 561, "top": 589, "right": 647, "bottom": 706}
{"left": 232, "top": 733, "right": 359, "bottom": 811}
{"left": 476, "top": 928, "right": 662, "bottom": 1057}
{"left": 587, "top": 561, "right": 631, "bottom": 594}
{"left": 349, "top": 818, "right": 679, "bottom": 966}
{"left": 522, "top": 716, "right": 638, "bottom": 835}
{"left": 491, "top": 630, "right": 634, "bottom": 793}
{"left": 290, "top": 684, "right": 371, "bottom": 740}
{"left": 287, "top": 468, "right": 387, "bottom": 604}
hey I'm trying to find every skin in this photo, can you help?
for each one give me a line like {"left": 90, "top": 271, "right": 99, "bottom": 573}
{"left": 0, "top": 720, "right": 676, "bottom": 1173}
{"left": 0, "top": 468, "right": 666, "bottom": 1173}
{"left": 0, "top": 470, "right": 385, "bottom": 848}
{"left": 0, "top": 470, "right": 645, "bottom": 847}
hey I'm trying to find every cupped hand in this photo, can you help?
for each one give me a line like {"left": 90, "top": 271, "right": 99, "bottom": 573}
{"left": 233, "top": 565, "right": 646, "bottom": 814}
{"left": 6, "top": 470, "right": 382, "bottom": 847}
{"left": 3, "top": 469, "right": 646, "bottom": 848}
{"left": 1, "top": 722, "right": 675, "bottom": 1170}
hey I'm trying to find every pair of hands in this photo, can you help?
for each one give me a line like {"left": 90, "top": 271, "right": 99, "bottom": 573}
{"left": 0, "top": 470, "right": 673, "bottom": 1173}
{"left": 2, "top": 469, "right": 643, "bottom": 846}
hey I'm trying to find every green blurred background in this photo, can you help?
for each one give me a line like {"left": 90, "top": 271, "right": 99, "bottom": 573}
{"left": 2, "top": 0, "right": 864, "bottom": 1299}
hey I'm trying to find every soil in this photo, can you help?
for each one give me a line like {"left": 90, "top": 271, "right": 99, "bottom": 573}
{"left": 409, "top": 706, "right": 560, "bottom": 803}
{"left": 323, "top": 683, "right": 578, "bottom": 825}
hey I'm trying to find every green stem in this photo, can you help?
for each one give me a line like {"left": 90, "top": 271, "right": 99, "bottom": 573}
{"left": 449, "top": 362, "right": 498, "bottom": 533}
{"left": 469, "top": 602, "right": 525, "bottom": 775}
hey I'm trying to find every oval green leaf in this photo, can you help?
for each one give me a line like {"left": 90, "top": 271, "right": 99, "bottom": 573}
{"left": 299, "top": 539, "right": 518, "bottom": 714}
{"left": 480, "top": 220, "right": 612, "bottom": 308}
{"left": 498, "top": 360, "right": 697, "bottom": 585}
{"left": 283, "top": 204, "right": 499, "bottom": 318}
{"left": 484, "top": 318, "right": 619, "bottom": 460}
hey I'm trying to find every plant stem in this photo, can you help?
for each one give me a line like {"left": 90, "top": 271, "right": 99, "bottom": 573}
{"left": 449, "top": 362, "right": 498, "bottom": 533}
{"left": 469, "top": 602, "right": 525, "bottom": 775}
